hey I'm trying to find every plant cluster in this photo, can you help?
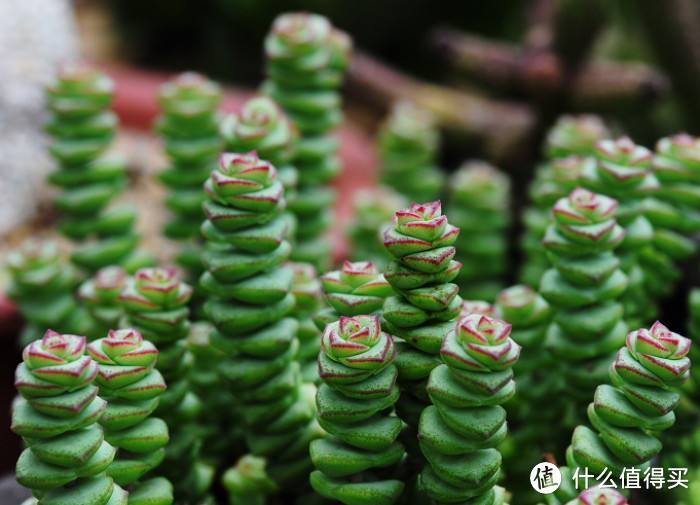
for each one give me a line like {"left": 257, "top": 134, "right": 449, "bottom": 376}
{"left": 8, "top": 10, "right": 700, "bottom": 505}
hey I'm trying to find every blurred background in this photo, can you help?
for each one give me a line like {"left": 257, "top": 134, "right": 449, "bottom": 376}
{"left": 3, "top": 0, "right": 700, "bottom": 491}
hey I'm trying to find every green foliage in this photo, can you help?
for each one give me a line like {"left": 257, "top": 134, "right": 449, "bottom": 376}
{"left": 78, "top": 266, "right": 127, "bottom": 340}
{"left": 378, "top": 102, "right": 444, "bottom": 202}
{"left": 12, "top": 330, "right": 127, "bottom": 505}
{"left": 88, "top": 329, "right": 172, "bottom": 505}
{"left": 519, "top": 115, "right": 609, "bottom": 287}
{"left": 288, "top": 262, "right": 324, "bottom": 383}
{"left": 447, "top": 161, "right": 510, "bottom": 302}
{"left": 310, "top": 315, "right": 405, "bottom": 505}
{"left": 314, "top": 260, "right": 393, "bottom": 330}
{"left": 119, "top": 267, "right": 213, "bottom": 503}
{"left": 580, "top": 136, "right": 658, "bottom": 327}
{"left": 156, "top": 72, "right": 222, "bottom": 281}
{"left": 46, "top": 65, "right": 150, "bottom": 273}
{"left": 381, "top": 201, "right": 462, "bottom": 430}
{"left": 551, "top": 322, "right": 690, "bottom": 503}
{"left": 263, "top": 12, "right": 351, "bottom": 269}
{"left": 7, "top": 240, "right": 91, "bottom": 346}
{"left": 200, "top": 151, "right": 322, "bottom": 493}
{"left": 640, "top": 134, "right": 700, "bottom": 299}
{"left": 346, "top": 188, "right": 407, "bottom": 269}
{"left": 540, "top": 188, "right": 629, "bottom": 426}
{"left": 418, "top": 314, "right": 518, "bottom": 504}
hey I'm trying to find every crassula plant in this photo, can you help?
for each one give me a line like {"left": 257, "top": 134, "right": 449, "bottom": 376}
{"left": 381, "top": 201, "right": 462, "bottom": 429}
{"left": 263, "top": 12, "right": 352, "bottom": 269}
{"left": 288, "top": 262, "right": 324, "bottom": 383}
{"left": 222, "top": 455, "right": 277, "bottom": 505}
{"left": 579, "top": 136, "right": 658, "bottom": 327}
{"left": 550, "top": 322, "right": 691, "bottom": 503}
{"left": 13, "top": 330, "right": 128, "bottom": 505}
{"left": 419, "top": 314, "right": 519, "bottom": 504}
{"left": 87, "top": 329, "right": 171, "bottom": 505}
{"left": 447, "top": 160, "right": 510, "bottom": 301}
{"left": 46, "top": 64, "right": 149, "bottom": 273}
{"left": 314, "top": 260, "right": 393, "bottom": 330}
{"left": 119, "top": 267, "right": 213, "bottom": 503}
{"left": 378, "top": 101, "right": 444, "bottom": 202}
{"left": 566, "top": 487, "right": 628, "bottom": 505}
{"left": 540, "top": 188, "right": 628, "bottom": 427}
{"left": 156, "top": 72, "right": 222, "bottom": 283}
{"left": 520, "top": 115, "right": 609, "bottom": 287}
{"left": 640, "top": 134, "right": 700, "bottom": 299}
{"left": 346, "top": 187, "right": 406, "bottom": 269}
{"left": 220, "top": 95, "right": 299, "bottom": 194}
{"left": 200, "top": 151, "right": 321, "bottom": 490}
{"left": 310, "top": 314, "right": 405, "bottom": 505}
{"left": 6, "top": 239, "right": 90, "bottom": 346}
{"left": 495, "top": 285, "right": 554, "bottom": 503}
{"left": 78, "top": 266, "right": 127, "bottom": 340}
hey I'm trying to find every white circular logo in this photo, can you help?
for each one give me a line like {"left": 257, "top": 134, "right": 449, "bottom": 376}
{"left": 530, "top": 462, "right": 561, "bottom": 494}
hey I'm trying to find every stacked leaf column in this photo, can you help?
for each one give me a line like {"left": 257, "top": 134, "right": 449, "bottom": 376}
{"left": 380, "top": 200, "right": 463, "bottom": 480}
{"left": 378, "top": 101, "right": 444, "bottom": 202}
{"left": 263, "top": 12, "right": 351, "bottom": 270}
{"left": 418, "top": 314, "right": 519, "bottom": 504}
{"left": 641, "top": 134, "right": 700, "bottom": 299}
{"left": 12, "top": 330, "right": 127, "bottom": 505}
{"left": 200, "top": 152, "right": 321, "bottom": 490}
{"left": 540, "top": 189, "right": 628, "bottom": 434}
{"left": 550, "top": 322, "right": 691, "bottom": 503}
{"left": 310, "top": 315, "right": 405, "bottom": 505}
{"left": 156, "top": 72, "right": 222, "bottom": 284}
{"left": 46, "top": 65, "right": 149, "bottom": 273}
{"left": 119, "top": 268, "right": 213, "bottom": 503}
{"left": 88, "top": 329, "right": 172, "bottom": 505}
{"left": 447, "top": 160, "right": 510, "bottom": 301}
{"left": 519, "top": 115, "right": 609, "bottom": 287}
{"left": 6, "top": 240, "right": 91, "bottom": 346}
{"left": 579, "top": 137, "right": 658, "bottom": 328}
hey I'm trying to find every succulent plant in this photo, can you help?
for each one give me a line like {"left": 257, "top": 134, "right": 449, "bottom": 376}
{"left": 87, "top": 329, "right": 172, "bottom": 505}
{"left": 519, "top": 115, "right": 609, "bottom": 288}
{"left": 12, "top": 330, "right": 128, "bottom": 505}
{"left": 639, "top": 134, "right": 700, "bottom": 300}
{"left": 346, "top": 187, "right": 407, "bottom": 269}
{"left": 222, "top": 455, "right": 277, "bottom": 505}
{"left": 119, "top": 267, "right": 213, "bottom": 503}
{"left": 378, "top": 101, "right": 444, "bottom": 202}
{"left": 381, "top": 201, "right": 462, "bottom": 429}
{"left": 263, "top": 12, "right": 352, "bottom": 269}
{"left": 459, "top": 300, "right": 495, "bottom": 318}
{"left": 185, "top": 321, "right": 240, "bottom": 464}
{"left": 156, "top": 72, "right": 222, "bottom": 299}
{"left": 200, "top": 152, "right": 322, "bottom": 487}
{"left": 314, "top": 260, "right": 393, "bottom": 330}
{"left": 78, "top": 266, "right": 127, "bottom": 339}
{"left": 288, "top": 262, "right": 324, "bottom": 383}
{"left": 579, "top": 136, "right": 659, "bottom": 328}
{"left": 220, "top": 95, "right": 299, "bottom": 193}
{"left": 46, "top": 64, "right": 150, "bottom": 273}
{"left": 550, "top": 322, "right": 691, "bottom": 503}
{"left": 494, "top": 285, "right": 555, "bottom": 504}
{"left": 565, "top": 487, "right": 628, "bottom": 505}
{"left": 418, "top": 313, "right": 519, "bottom": 504}
{"left": 6, "top": 239, "right": 91, "bottom": 346}
{"left": 447, "top": 160, "right": 510, "bottom": 301}
{"left": 540, "top": 189, "right": 629, "bottom": 426}
{"left": 310, "top": 314, "right": 405, "bottom": 505}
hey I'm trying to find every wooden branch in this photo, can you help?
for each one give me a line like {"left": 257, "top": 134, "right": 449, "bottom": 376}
{"left": 431, "top": 28, "right": 669, "bottom": 108}
{"left": 346, "top": 51, "right": 536, "bottom": 163}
